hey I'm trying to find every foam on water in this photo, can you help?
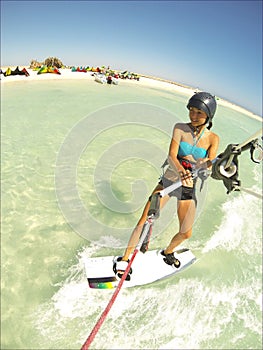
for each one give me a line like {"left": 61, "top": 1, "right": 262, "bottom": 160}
{"left": 31, "top": 227, "right": 262, "bottom": 349}
{"left": 32, "top": 165, "right": 262, "bottom": 349}
{"left": 203, "top": 170, "right": 262, "bottom": 255}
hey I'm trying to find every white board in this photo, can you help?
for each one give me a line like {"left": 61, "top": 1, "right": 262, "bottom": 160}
{"left": 84, "top": 248, "right": 196, "bottom": 289}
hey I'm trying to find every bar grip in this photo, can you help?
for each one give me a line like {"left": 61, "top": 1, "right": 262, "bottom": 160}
{"left": 147, "top": 193, "right": 160, "bottom": 218}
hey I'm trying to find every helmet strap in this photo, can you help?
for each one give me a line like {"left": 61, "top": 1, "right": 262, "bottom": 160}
{"left": 200, "top": 117, "right": 211, "bottom": 129}
{"left": 189, "top": 123, "right": 206, "bottom": 136}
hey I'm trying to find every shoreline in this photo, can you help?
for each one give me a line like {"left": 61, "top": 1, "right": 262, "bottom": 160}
{"left": 1, "top": 66, "right": 262, "bottom": 121}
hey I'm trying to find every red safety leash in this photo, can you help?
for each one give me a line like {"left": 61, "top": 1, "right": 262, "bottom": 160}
{"left": 81, "top": 183, "right": 182, "bottom": 349}
{"left": 81, "top": 247, "right": 139, "bottom": 349}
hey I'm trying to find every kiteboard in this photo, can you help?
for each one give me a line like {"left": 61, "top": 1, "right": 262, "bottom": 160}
{"left": 84, "top": 248, "right": 196, "bottom": 289}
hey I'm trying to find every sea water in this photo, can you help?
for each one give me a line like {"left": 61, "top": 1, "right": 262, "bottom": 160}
{"left": 1, "top": 78, "right": 262, "bottom": 349}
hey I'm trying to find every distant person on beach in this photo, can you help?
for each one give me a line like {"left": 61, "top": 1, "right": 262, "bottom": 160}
{"left": 107, "top": 76, "right": 112, "bottom": 84}
{"left": 116, "top": 92, "right": 220, "bottom": 279}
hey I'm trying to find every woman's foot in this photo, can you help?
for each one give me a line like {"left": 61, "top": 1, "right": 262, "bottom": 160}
{"left": 113, "top": 257, "right": 132, "bottom": 281}
{"left": 161, "top": 250, "right": 181, "bottom": 268}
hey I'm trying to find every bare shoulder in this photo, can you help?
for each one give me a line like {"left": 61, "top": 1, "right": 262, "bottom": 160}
{"left": 208, "top": 129, "right": 219, "bottom": 138}
{"left": 207, "top": 130, "right": 220, "bottom": 144}
{"left": 173, "top": 122, "right": 189, "bottom": 132}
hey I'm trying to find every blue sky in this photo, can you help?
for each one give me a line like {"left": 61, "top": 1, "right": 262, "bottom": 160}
{"left": 1, "top": 0, "right": 262, "bottom": 115}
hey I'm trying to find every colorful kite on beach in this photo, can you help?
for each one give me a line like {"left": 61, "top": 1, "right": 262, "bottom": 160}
{"left": 37, "top": 66, "right": 61, "bottom": 75}
{"left": 71, "top": 66, "right": 88, "bottom": 73}
{"left": 3, "top": 66, "right": 30, "bottom": 77}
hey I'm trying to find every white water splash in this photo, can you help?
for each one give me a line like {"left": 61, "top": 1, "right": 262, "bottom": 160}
{"left": 202, "top": 191, "right": 262, "bottom": 254}
{"left": 30, "top": 240, "right": 262, "bottom": 350}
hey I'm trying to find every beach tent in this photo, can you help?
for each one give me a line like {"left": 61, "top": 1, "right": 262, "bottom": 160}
{"left": 37, "top": 66, "right": 61, "bottom": 75}
{"left": 3, "top": 66, "right": 29, "bottom": 77}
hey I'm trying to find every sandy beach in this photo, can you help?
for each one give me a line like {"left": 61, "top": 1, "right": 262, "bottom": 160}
{"left": 1, "top": 66, "right": 261, "bottom": 121}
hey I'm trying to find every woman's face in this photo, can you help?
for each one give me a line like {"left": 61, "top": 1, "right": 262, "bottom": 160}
{"left": 189, "top": 107, "right": 207, "bottom": 127}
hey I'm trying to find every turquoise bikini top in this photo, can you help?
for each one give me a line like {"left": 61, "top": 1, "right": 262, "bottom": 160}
{"left": 178, "top": 141, "right": 207, "bottom": 160}
{"left": 178, "top": 128, "right": 208, "bottom": 160}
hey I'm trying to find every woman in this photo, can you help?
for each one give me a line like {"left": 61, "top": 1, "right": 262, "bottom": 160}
{"left": 116, "top": 92, "right": 220, "bottom": 277}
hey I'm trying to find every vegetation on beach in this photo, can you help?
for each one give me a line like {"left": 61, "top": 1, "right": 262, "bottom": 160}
{"left": 30, "top": 57, "right": 64, "bottom": 69}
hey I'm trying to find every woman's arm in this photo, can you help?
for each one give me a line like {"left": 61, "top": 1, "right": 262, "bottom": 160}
{"left": 169, "top": 124, "right": 193, "bottom": 185}
{"left": 197, "top": 132, "right": 220, "bottom": 169}
{"left": 168, "top": 125, "right": 186, "bottom": 173}
{"left": 207, "top": 132, "right": 220, "bottom": 161}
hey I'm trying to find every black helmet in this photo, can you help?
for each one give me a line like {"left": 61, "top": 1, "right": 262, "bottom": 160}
{"left": 187, "top": 92, "right": 217, "bottom": 122}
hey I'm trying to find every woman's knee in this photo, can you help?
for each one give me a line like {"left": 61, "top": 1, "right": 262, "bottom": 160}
{"left": 179, "top": 229, "right": 192, "bottom": 240}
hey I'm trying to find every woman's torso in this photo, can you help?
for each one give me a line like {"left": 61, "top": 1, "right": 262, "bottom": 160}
{"left": 177, "top": 124, "right": 212, "bottom": 162}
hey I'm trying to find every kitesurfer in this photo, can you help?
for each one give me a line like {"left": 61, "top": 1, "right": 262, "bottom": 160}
{"left": 116, "top": 92, "right": 220, "bottom": 277}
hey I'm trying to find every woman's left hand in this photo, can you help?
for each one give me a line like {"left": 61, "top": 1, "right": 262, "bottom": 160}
{"left": 180, "top": 169, "right": 193, "bottom": 186}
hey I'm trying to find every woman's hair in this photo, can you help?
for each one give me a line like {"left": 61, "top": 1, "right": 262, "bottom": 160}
{"left": 207, "top": 120, "right": 213, "bottom": 130}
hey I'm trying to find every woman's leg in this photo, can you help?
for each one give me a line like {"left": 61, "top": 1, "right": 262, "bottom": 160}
{"left": 164, "top": 199, "right": 196, "bottom": 254}
{"left": 122, "top": 184, "right": 170, "bottom": 261}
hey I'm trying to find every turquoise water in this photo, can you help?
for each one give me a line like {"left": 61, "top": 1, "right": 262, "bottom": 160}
{"left": 1, "top": 78, "right": 262, "bottom": 349}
